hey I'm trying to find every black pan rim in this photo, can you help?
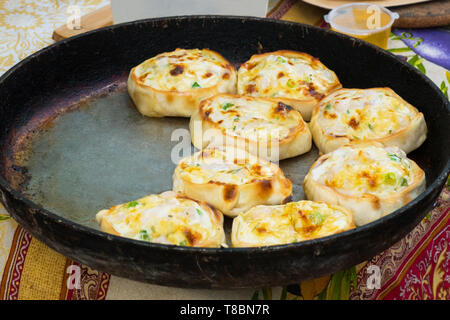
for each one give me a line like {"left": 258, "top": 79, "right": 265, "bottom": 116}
{"left": 0, "top": 15, "right": 449, "bottom": 254}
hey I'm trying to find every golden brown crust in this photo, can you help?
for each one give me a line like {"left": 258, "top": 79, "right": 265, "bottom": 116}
{"left": 237, "top": 50, "right": 342, "bottom": 121}
{"left": 303, "top": 146, "right": 426, "bottom": 226}
{"left": 189, "top": 93, "right": 312, "bottom": 161}
{"left": 95, "top": 191, "right": 226, "bottom": 247}
{"left": 172, "top": 147, "right": 293, "bottom": 217}
{"left": 231, "top": 201, "right": 355, "bottom": 247}
{"left": 128, "top": 48, "right": 237, "bottom": 117}
{"left": 309, "top": 88, "right": 428, "bottom": 155}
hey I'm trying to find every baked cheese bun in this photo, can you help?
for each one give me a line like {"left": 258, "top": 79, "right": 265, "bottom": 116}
{"left": 237, "top": 50, "right": 341, "bottom": 121}
{"left": 309, "top": 88, "right": 427, "bottom": 154}
{"left": 173, "top": 147, "right": 292, "bottom": 217}
{"left": 96, "top": 191, "right": 226, "bottom": 247}
{"left": 189, "top": 94, "right": 312, "bottom": 162}
{"left": 128, "top": 48, "right": 237, "bottom": 117}
{"left": 231, "top": 201, "right": 354, "bottom": 247}
{"left": 303, "top": 145, "right": 426, "bottom": 226}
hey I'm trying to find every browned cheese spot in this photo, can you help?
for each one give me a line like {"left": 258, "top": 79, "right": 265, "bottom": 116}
{"left": 256, "top": 226, "right": 267, "bottom": 234}
{"left": 361, "top": 171, "right": 378, "bottom": 188}
{"left": 203, "top": 72, "right": 213, "bottom": 79}
{"left": 184, "top": 228, "right": 198, "bottom": 245}
{"left": 307, "top": 83, "right": 325, "bottom": 100}
{"left": 348, "top": 117, "right": 360, "bottom": 129}
{"left": 246, "top": 62, "right": 257, "bottom": 70}
{"left": 170, "top": 65, "right": 184, "bottom": 76}
{"left": 246, "top": 84, "right": 257, "bottom": 94}
{"left": 223, "top": 184, "right": 238, "bottom": 202}
{"left": 258, "top": 179, "right": 273, "bottom": 197}
{"left": 274, "top": 102, "right": 294, "bottom": 114}
{"left": 371, "top": 196, "right": 381, "bottom": 210}
{"left": 323, "top": 110, "right": 337, "bottom": 119}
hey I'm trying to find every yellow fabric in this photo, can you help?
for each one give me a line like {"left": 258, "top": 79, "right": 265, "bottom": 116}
{"left": 16, "top": 237, "right": 67, "bottom": 300}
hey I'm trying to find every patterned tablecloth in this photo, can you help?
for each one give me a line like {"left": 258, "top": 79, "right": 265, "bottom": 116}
{"left": 0, "top": 0, "right": 448, "bottom": 300}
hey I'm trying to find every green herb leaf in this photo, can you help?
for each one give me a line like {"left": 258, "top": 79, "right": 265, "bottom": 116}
{"left": 387, "top": 47, "right": 412, "bottom": 53}
{"left": 440, "top": 80, "right": 449, "bottom": 99}
{"left": 222, "top": 102, "right": 234, "bottom": 110}
{"left": 325, "top": 104, "right": 332, "bottom": 110}
{"left": 400, "top": 177, "right": 409, "bottom": 187}
{"left": 192, "top": 81, "right": 201, "bottom": 88}
{"left": 138, "top": 229, "right": 150, "bottom": 241}
{"left": 308, "top": 211, "right": 324, "bottom": 226}
{"left": 384, "top": 172, "right": 396, "bottom": 185}
{"left": 228, "top": 168, "right": 242, "bottom": 174}
{"left": 126, "top": 201, "right": 139, "bottom": 208}
{"left": 368, "top": 123, "right": 374, "bottom": 130}
{"left": 0, "top": 214, "right": 10, "bottom": 221}
{"left": 388, "top": 153, "right": 401, "bottom": 162}
{"left": 179, "top": 240, "right": 188, "bottom": 246}
{"left": 286, "top": 79, "right": 295, "bottom": 88}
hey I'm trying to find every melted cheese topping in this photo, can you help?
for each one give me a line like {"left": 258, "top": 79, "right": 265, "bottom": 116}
{"left": 202, "top": 95, "right": 304, "bottom": 142}
{"left": 134, "top": 49, "right": 232, "bottom": 91}
{"left": 177, "top": 148, "right": 279, "bottom": 185}
{"left": 310, "top": 146, "right": 415, "bottom": 197}
{"left": 96, "top": 192, "right": 224, "bottom": 247}
{"left": 233, "top": 201, "right": 353, "bottom": 246}
{"left": 317, "top": 89, "right": 418, "bottom": 139}
{"left": 238, "top": 53, "right": 338, "bottom": 100}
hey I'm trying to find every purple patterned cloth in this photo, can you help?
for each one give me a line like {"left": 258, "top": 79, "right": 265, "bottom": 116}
{"left": 393, "top": 28, "right": 450, "bottom": 70}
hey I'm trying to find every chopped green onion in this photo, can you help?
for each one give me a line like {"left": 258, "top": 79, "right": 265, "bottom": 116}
{"left": 286, "top": 79, "right": 295, "bottom": 88}
{"left": 308, "top": 212, "right": 324, "bottom": 226}
{"left": 126, "top": 201, "right": 139, "bottom": 208}
{"left": 384, "top": 172, "right": 396, "bottom": 185}
{"left": 179, "top": 240, "right": 188, "bottom": 246}
{"left": 276, "top": 56, "right": 287, "bottom": 63}
{"left": 368, "top": 123, "right": 374, "bottom": 130}
{"left": 192, "top": 81, "right": 201, "bottom": 88}
{"left": 222, "top": 102, "right": 234, "bottom": 110}
{"left": 233, "top": 117, "right": 240, "bottom": 122}
{"left": 400, "top": 177, "right": 409, "bottom": 187}
{"left": 325, "top": 104, "right": 332, "bottom": 110}
{"left": 228, "top": 168, "right": 242, "bottom": 174}
{"left": 138, "top": 229, "right": 150, "bottom": 241}
{"left": 196, "top": 208, "right": 203, "bottom": 215}
{"left": 388, "top": 153, "right": 401, "bottom": 162}
{"left": 346, "top": 109, "right": 350, "bottom": 114}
